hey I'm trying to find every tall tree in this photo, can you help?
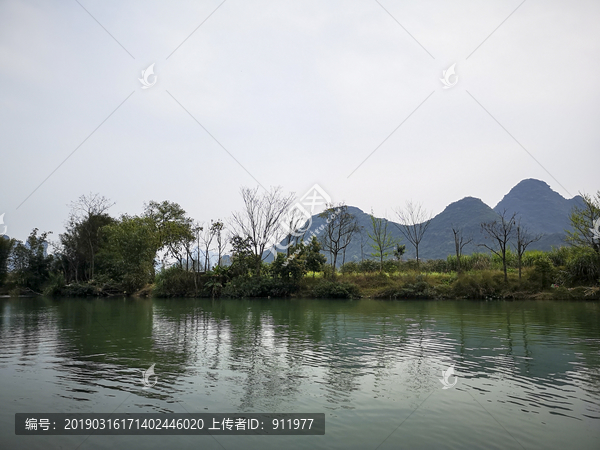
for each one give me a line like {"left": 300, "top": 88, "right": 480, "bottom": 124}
{"left": 9, "top": 228, "right": 53, "bottom": 292}
{"left": 305, "top": 236, "right": 327, "bottom": 276}
{"left": 0, "top": 236, "right": 15, "bottom": 286}
{"left": 199, "top": 222, "right": 215, "bottom": 272}
{"left": 230, "top": 186, "right": 295, "bottom": 276}
{"left": 480, "top": 210, "right": 517, "bottom": 282}
{"left": 318, "top": 203, "right": 360, "bottom": 276}
{"left": 451, "top": 225, "right": 473, "bottom": 273}
{"left": 228, "top": 235, "right": 255, "bottom": 277}
{"left": 368, "top": 211, "right": 400, "bottom": 273}
{"left": 515, "top": 219, "right": 542, "bottom": 280}
{"left": 393, "top": 201, "right": 432, "bottom": 267}
{"left": 144, "top": 200, "right": 194, "bottom": 268}
{"left": 212, "top": 220, "right": 227, "bottom": 267}
{"left": 99, "top": 215, "right": 157, "bottom": 293}
{"left": 63, "top": 193, "right": 115, "bottom": 281}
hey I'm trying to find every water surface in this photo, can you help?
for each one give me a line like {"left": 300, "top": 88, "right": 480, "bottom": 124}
{"left": 1, "top": 297, "right": 599, "bottom": 449}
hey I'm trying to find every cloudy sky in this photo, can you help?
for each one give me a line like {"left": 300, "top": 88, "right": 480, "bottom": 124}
{"left": 1, "top": 0, "right": 598, "bottom": 242}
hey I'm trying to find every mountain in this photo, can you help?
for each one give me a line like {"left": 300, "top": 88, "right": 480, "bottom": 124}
{"left": 245, "top": 179, "right": 586, "bottom": 265}
{"left": 492, "top": 179, "right": 584, "bottom": 253}
{"left": 417, "top": 197, "right": 500, "bottom": 259}
{"left": 301, "top": 179, "right": 583, "bottom": 262}
{"left": 493, "top": 179, "right": 582, "bottom": 234}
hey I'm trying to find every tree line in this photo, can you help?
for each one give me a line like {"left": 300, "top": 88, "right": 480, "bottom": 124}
{"left": 0, "top": 188, "right": 598, "bottom": 298}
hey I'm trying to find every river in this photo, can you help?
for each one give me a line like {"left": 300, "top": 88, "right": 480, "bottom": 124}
{"left": 1, "top": 297, "right": 599, "bottom": 449}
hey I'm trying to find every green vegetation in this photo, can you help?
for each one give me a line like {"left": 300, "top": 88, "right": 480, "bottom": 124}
{"left": 1, "top": 189, "right": 598, "bottom": 301}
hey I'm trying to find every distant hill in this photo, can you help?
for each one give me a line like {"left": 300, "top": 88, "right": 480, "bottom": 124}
{"left": 493, "top": 179, "right": 583, "bottom": 234}
{"left": 249, "top": 179, "right": 585, "bottom": 265}
{"left": 417, "top": 197, "right": 499, "bottom": 260}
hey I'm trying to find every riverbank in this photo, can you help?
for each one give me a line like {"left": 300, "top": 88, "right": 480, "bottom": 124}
{"left": 9, "top": 267, "right": 596, "bottom": 301}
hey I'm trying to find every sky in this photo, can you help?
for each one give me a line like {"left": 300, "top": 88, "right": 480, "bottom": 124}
{"left": 1, "top": 0, "right": 599, "bottom": 243}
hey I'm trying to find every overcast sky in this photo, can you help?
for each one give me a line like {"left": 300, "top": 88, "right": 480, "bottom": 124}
{"left": 1, "top": 0, "right": 598, "bottom": 242}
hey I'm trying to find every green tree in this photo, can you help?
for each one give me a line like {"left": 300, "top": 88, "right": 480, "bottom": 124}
{"left": 99, "top": 216, "right": 157, "bottom": 293}
{"left": 0, "top": 236, "right": 14, "bottom": 286}
{"left": 228, "top": 235, "right": 255, "bottom": 278}
{"left": 270, "top": 244, "right": 307, "bottom": 281}
{"left": 566, "top": 191, "right": 600, "bottom": 254}
{"left": 368, "top": 211, "right": 399, "bottom": 273}
{"left": 9, "top": 228, "right": 53, "bottom": 292}
{"left": 144, "top": 200, "right": 195, "bottom": 268}
{"left": 62, "top": 193, "right": 115, "bottom": 281}
{"left": 393, "top": 244, "right": 406, "bottom": 262}
{"left": 305, "top": 236, "right": 326, "bottom": 275}
{"left": 60, "top": 210, "right": 115, "bottom": 282}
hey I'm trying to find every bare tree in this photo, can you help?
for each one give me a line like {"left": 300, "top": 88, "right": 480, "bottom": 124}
{"left": 318, "top": 203, "right": 360, "bottom": 276}
{"left": 212, "top": 220, "right": 226, "bottom": 267}
{"left": 451, "top": 225, "right": 473, "bottom": 273}
{"left": 199, "top": 222, "right": 215, "bottom": 271}
{"left": 515, "top": 219, "right": 543, "bottom": 280}
{"left": 480, "top": 210, "right": 517, "bottom": 283}
{"left": 230, "top": 186, "right": 295, "bottom": 276}
{"left": 393, "top": 201, "right": 433, "bottom": 267}
{"left": 281, "top": 206, "right": 309, "bottom": 257}
{"left": 67, "top": 193, "right": 115, "bottom": 280}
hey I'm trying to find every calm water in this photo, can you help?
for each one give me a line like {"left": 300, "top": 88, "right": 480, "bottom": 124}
{"left": 1, "top": 297, "right": 599, "bottom": 450}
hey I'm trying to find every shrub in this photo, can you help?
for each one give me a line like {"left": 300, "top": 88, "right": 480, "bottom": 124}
{"left": 421, "top": 259, "right": 448, "bottom": 273}
{"left": 467, "top": 253, "right": 493, "bottom": 271}
{"left": 62, "top": 282, "right": 100, "bottom": 297}
{"left": 43, "top": 273, "right": 66, "bottom": 296}
{"left": 221, "top": 276, "right": 297, "bottom": 298}
{"left": 382, "top": 260, "right": 400, "bottom": 273}
{"left": 451, "top": 271, "right": 506, "bottom": 299}
{"left": 153, "top": 266, "right": 197, "bottom": 297}
{"left": 373, "top": 280, "right": 434, "bottom": 299}
{"left": 564, "top": 247, "right": 600, "bottom": 285}
{"left": 528, "top": 256, "right": 556, "bottom": 289}
{"left": 340, "top": 261, "right": 359, "bottom": 274}
{"left": 547, "top": 246, "right": 571, "bottom": 267}
{"left": 357, "top": 260, "right": 379, "bottom": 273}
{"left": 311, "top": 280, "right": 360, "bottom": 299}
{"left": 400, "top": 260, "right": 420, "bottom": 271}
